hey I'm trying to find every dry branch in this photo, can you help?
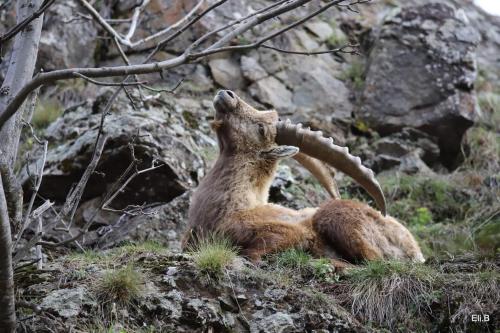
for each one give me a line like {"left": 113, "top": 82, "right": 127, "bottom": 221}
{"left": 0, "top": 0, "right": 357, "bottom": 131}
{"left": 0, "top": 0, "right": 55, "bottom": 47}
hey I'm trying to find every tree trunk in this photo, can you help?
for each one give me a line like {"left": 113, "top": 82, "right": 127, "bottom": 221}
{"left": 0, "top": 176, "right": 15, "bottom": 333}
{"left": 0, "top": 1, "right": 44, "bottom": 332}
{"left": 0, "top": 0, "right": 44, "bottom": 166}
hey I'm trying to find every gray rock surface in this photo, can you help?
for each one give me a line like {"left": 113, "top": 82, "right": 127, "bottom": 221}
{"left": 92, "top": 191, "right": 191, "bottom": 250}
{"left": 357, "top": 3, "right": 481, "bottom": 167}
{"left": 38, "top": 1, "right": 98, "bottom": 70}
{"left": 23, "top": 90, "right": 208, "bottom": 208}
{"left": 40, "top": 287, "right": 92, "bottom": 318}
{"left": 208, "top": 56, "right": 245, "bottom": 90}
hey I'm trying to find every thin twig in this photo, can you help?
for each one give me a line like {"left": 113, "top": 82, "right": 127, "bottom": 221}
{"left": 0, "top": 0, "right": 357, "bottom": 130}
{"left": 73, "top": 72, "right": 147, "bottom": 86}
{"left": 139, "top": 78, "right": 183, "bottom": 95}
{"left": 14, "top": 139, "right": 48, "bottom": 248}
{"left": 123, "top": 0, "right": 151, "bottom": 43}
{"left": 261, "top": 43, "right": 360, "bottom": 55}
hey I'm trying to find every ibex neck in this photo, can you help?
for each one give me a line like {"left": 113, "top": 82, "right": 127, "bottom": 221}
{"left": 210, "top": 153, "right": 278, "bottom": 208}
{"left": 188, "top": 153, "right": 279, "bottom": 233}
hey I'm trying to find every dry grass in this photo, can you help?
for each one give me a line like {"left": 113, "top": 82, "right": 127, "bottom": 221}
{"left": 338, "top": 261, "right": 437, "bottom": 330}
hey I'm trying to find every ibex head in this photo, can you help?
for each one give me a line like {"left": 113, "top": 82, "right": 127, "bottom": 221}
{"left": 212, "top": 90, "right": 299, "bottom": 160}
{"left": 211, "top": 90, "right": 386, "bottom": 215}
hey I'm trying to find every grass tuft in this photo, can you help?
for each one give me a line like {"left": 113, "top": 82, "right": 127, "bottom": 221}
{"left": 189, "top": 236, "right": 237, "bottom": 277}
{"left": 32, "top": 100, "right": 63, "bottom": 129}
{"left": 114, "top": 240, "right": 168, "bottom": 256}
{"left": 339, "top": 61, "right": 365, "bottom": 89}
{"left": 95, "top": 265, "right": 144, "bottom": 306}
{"left": 275, "top": 248, "right": 312, "bottom": 271}
{"left": 339, "top": 260, "right": 437, "bottom": 330}
{"left": 66, "top": 250, "right": 105, "bottom": 264}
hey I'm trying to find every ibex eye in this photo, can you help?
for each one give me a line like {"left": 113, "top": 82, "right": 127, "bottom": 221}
{"left": 258, "top": 124, "right": 266, "bottom": 137}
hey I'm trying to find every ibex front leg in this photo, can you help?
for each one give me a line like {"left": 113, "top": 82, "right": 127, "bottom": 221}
{"left": 220, "top": 205, "right": 317, "bottom": 262}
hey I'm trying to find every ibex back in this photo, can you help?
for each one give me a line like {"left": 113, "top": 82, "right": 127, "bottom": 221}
{"left": 185, "top": 90, "right": 424, "bottom": 263}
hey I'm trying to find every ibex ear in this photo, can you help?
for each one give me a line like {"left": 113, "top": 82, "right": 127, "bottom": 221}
{"left": 260, "top": 145, "right": 299, "bottom": 160}
{"left": 210, "top": 120, "right": 224, "bottom": 131}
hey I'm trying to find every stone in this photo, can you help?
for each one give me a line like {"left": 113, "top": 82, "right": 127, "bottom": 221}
{"left": 241, "top": 55, "right": 268, "bottom": 82}
{"left": 38, "top": 1, "right": 98, "bottom": 70}
{"left": 305, "top": 21, "right": 334, "bottom": 42}
{"left": 294, "top": 30, "right": 320, "bottom": 51}
{"left": 92, "top": 191, "right": 192, "bottom": 250}
{"left": 251, "top": 312, "right": 296, "bottom": 333}
{"left": 357, "top": 3, "right": 481, "bottom": 168}
{"left": 208, "top": 56, "right": 245, "bottom": 90}
{"left": 22, "top": 90, "right": 205, "bottom": 209}
{"left": 249, "top": 76, "right": 295, "bottom": 112}
{"left": 40, "top": 287, "right": 91, "bottom": 318}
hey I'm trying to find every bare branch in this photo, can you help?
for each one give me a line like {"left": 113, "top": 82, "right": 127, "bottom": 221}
{"left": 36, "top": 134, "right": 108, "bottom": 248}
{"left": 148, "top": 0, "right": 229, "bottom": 62}
{"left": 73, "top": 72, "right": 147, "bottom": 87}
{"left": 140, "top": 78, "right": 184, "bottom": 95}
{"left": 261, "top": 43, "right": 360, "bottom": 55}
{"left": 0, "top": 0, "right": 56, "bottom": 47}
{"left": 123, "top": 0, "right": 151, "bottom": 43}
{"left": 78, "top": 0, "right": 205, "bottom": 49}
{"left": 0, "top": 0, "right": 351, "bottom": 132}
{"left": 13, "top": 140, "right": 48, "bottom": 248}
{"left": 190, "top": 0, "right": 347, "bottom": 58}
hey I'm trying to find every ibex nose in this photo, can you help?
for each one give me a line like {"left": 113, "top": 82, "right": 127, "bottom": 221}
{"left": 214, "top": 90, "right": 238, "bottom": 113}
{"left": 218, "top": 90, "right": 235, "bottom": 99}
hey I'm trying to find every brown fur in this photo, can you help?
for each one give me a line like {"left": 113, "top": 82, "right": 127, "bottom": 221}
{"left": 184, "top": 90, "right": 424, "bottom": 264}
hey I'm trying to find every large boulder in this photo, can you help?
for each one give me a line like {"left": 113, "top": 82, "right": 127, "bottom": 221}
{"left": 357, "top": 3, "right": 481, "bottom": 168}
{"left": 22, "top": 90, "right": 213, "bottom": 209}
{"left": 37, "top": 1, "right": 98, "bottom": 70}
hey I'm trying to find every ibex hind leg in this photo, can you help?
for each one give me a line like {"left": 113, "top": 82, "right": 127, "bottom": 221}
{"left": 312, "top": 199, "right": 397, "bottom": 263}
{"left": 313, "top": 199, "right": 425, "bottom": 263}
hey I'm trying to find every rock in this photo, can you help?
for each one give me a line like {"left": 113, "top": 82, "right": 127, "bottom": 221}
{"left": 251, "top": 312, "right": 296, "bottom": 333}
{"left": 305, "top": 21, "right": 334, "bottom": 42}
{"left": 22, "top": 90, "right": 206, "bottom": 209}
{"left": 249, "top": 76, "right": 295, "bottom": 112}
{"left": 294, "top": 30, "right": 320, "bottom": 51}
{"left": 38, "top": 1, "right": 98, "bottom": 70}
{"left": 208, "top": 56, "right": 245, "bottom": 90}
{"left": 241, "top": 55, "right": 268, "bottom": 82}
{"left": 92, "top": 191, "right": 192, "bottom": 250}
{"left": 358, "top": 127, "right": 440, "bottom": 173}
{"left": 289, "top": 57, "right": 352, "bottom": 120}
{"left": 40, "top": 287, "right": 92, "bottom": 318}
{"left": 357, "top": 3, "right": 481, "bottom": 168}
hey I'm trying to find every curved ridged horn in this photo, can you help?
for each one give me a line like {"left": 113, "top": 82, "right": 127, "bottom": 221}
{"left": 276, "top": 120, "right": 387, "bottom": 215}
{"left": 293, "top": 153, "right": 340, "bottom": 199}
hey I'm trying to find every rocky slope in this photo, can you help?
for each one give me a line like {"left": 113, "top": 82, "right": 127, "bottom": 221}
{"left": 1, "top": 0, "right": 499, "bottom": 331}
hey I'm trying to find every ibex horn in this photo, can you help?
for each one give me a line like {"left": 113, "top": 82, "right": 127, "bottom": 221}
{"left": 276, "top": 120, "right": 387, "bottom": 215}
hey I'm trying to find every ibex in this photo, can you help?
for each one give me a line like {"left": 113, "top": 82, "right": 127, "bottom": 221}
{"left": 184, "top": 90, "right": 424, "bottom": 264}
